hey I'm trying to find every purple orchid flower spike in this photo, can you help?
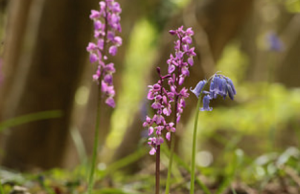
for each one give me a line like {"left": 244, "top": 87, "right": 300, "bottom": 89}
{"left": 144, "top": 26, "right": 196, "bottom": 154}
{"left": 86, "top": 0, "right": 122, "bottom": 107}
{"left": 167, "top": 26, "right": 196, "bottom": 123}
{"left": 143, "top": 68, "right": 175, "bottom": 155}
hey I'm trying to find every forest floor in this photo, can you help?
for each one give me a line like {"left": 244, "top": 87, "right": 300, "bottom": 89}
{"left": 1, "top": 161, "right": 300, "bottom": 194}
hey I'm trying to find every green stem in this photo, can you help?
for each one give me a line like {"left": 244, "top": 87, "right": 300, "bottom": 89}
{"left": 189, "top": 96, "right": 211, "bottom": 194}
{"left": 165, "top": 133, "right": 175, "bottom": 194}
{"left": 0, "top": 180, "right": 4, "bottom": 194}
{"left": 87, "top": 83, "right": 102, "bottom": 194}
{"left": 87, "top": 4, "right": 109, "bottom": 194}
{"left": 190, "top": 96, "right": 201, "bottom": 194}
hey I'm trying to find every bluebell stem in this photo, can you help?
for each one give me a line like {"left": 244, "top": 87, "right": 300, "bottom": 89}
{"left": 86, "top": 1, "right": 122, "bottom": 194}
{"left": 189, "top": 73, "right": 236, "bottom": 194}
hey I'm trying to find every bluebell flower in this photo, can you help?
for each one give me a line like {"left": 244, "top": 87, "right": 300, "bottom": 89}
{"left": 210, "top": 76, "right": 219, "bottom": 93}
{"left": 227, "top": 85, "right": 235, "bottom": 100}
{"left": 209, "top": 78, "right": 217, "bottom": 99}
{"left": 225, "top": 77, "right": 236, "bottom": 95}
{"left": 267, "top": 32, "right": 283, "bottom": 52}
{"left": 219, "top": 78, "right": 228, "bottom": 99}
{"left": 191, "top": 73, "right": 236, "bottom": 111}
{"left": 200, "top": 95, "right": 212, "bottom": 111}
{"left": 210, "top": 75, "right": 227, "bottom": 99}
{"left": 190, "top": 80, "right": 207, "bottom": 98}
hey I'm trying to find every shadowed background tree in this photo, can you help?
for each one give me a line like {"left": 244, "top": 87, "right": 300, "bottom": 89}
{"left": 0, "top": 0, "right": 95, "bottom": 170}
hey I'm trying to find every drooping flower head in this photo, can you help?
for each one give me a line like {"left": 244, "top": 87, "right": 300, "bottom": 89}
{"left": 190, "top": 73, "right": 236, "bottom": 111}
{"left": 167, "top": 26, "right": 196, "bottom": 123}
{"left": 86, "top": 0, "right": 122, "bottom": 107}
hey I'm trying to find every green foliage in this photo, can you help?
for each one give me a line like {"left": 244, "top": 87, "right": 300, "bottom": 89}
{"left": 216, "top": 43, "right": 248, "bottom": 82}
{"left": 285, "top": 0, "right": 300, "bottom": 12}
{"left": 197, "top": 83, "right": 300, "bottom": 137}
{"left": 0, "top": 182, "right": 3, "bottom": 194}
{"left": 96, "top": 148, "right": 147, "bottom": 179}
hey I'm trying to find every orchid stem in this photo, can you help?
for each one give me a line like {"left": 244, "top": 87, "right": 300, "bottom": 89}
{"left": 87, "top": 83, "right": 102, "bottom": 194}
{"left": 156, "top": 145, "right": 161, "bottom": 194}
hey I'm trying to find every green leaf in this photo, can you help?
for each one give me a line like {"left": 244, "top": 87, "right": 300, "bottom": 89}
{"left": 0, "top": 110, "right": 63, "bottom": 133}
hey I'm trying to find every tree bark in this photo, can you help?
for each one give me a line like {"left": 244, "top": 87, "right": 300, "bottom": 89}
{"left": 1, "top": 0, "right": 94, "bottom": 171}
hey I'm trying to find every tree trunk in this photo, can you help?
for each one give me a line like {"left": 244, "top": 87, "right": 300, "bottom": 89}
{"left": 1, "top": 0, "right": 94, "bottom": 171}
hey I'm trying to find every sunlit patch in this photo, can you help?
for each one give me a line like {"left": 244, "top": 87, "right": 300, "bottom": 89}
{"left": 75, "top": 86, "right": 89, "bottom": 106}
{"left": 196, "top": 151, "right": 213, "bottom": 167}
{"left": 97, "top": 163, "right": 107, "bottom": 171}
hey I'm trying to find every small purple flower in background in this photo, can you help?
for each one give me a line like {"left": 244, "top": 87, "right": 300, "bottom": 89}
{"left": 167, "top": 26, "right": 196, "bottom": 123}
{"left": 190, "top": 73, "right": 236, "bottom": 111}
{"left": 266, "top": 32, "right": 283, "bottom": 52}
{"left": 86, "top": 0, "right": 122, "bottom": 107}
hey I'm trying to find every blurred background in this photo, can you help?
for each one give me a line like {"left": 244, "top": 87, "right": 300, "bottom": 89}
{"left": 0, "top": 0, "right": 300, "bottom": 192}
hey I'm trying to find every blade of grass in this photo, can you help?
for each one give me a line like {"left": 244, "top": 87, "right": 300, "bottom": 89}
{"left": 0, "top": 110, "right": 63, "bottom": 132}
{"left": 231, "top": 186, "right": 237, "bottom": 194}
{"left": 87, "top": 83, "right": 102, "bottom": 194}
{"left": 70, "top": 127, "right": 88, "bottom": 165}
{"left": 100, "top": 148, "right": 147, "bottom": 178}
{"left": 216, "top": 149, "right": 243, "bottom": 194}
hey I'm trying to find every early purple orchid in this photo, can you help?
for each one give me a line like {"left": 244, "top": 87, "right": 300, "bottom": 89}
{"left": 167, "top": 26, "right": 196, "bottom": 123}
{"left": 143, "top": 68, "right": 175, "bottom": 155}
{"left": 143, "top": 26, "right": 196, "bottom": 155}
{"left": 86, "top": 0, "right": 122, "bottom": 107}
